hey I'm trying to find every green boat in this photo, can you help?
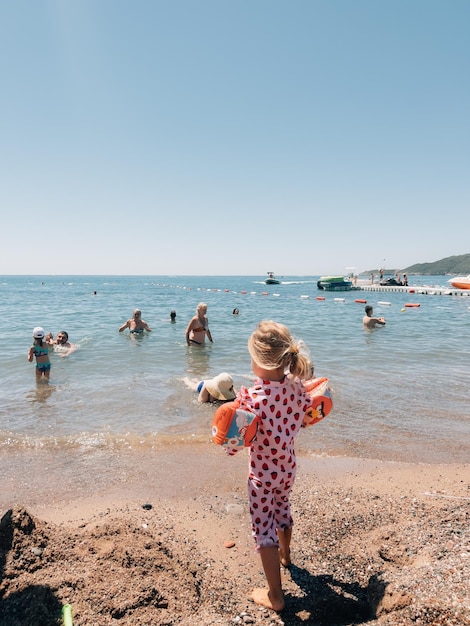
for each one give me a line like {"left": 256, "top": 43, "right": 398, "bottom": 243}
{"left": 317, "top": 275, "right": 354, "bottom": 291}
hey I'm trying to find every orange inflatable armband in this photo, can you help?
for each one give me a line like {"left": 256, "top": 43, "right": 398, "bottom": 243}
{"left": 212, "top": 400, "right": 259, "bottom": 448}
{"left": 302, "top": 377, "right": 333, "bottom": 427}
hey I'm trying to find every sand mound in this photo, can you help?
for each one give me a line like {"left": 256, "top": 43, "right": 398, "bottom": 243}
{"left": 1, "top": 461, "right": 469, "bottom": 625}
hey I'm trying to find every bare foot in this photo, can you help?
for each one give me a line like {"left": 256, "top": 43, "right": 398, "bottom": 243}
{"left": 249, "top": 588, "right": 285, "bottom": 612}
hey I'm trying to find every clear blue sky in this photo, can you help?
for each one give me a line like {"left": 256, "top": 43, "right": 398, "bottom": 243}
{"left": 1, "top": 1, "right": 469, "bottom": 276}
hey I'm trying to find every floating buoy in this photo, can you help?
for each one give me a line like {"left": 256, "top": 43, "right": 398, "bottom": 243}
{"left": 378, "top": 301, "right": 391, "bottom": 306}
{"left": 354, "top": 299, "right": 367, "bottom": 303}
{"left": 405, "top": 303, "right": 420, "bottom": 307}
{"left": 409, "top": 289, "right": 415, "bottom": 293}
{"left": 316, "top": 296, "right": 326, "bottom": 300}
{"left": 300, "top": 295, "right": 309, "bottom": 299}
{"left": 401, "top": 308, "right": 406, "bottom": 312}
{"left": 261, "top": 291, "right": 269, "bottom": 296}
{"left": 334, "top": 298, "right": 345, "bottom": 302}
{"left": 240, "top": 291, "right": 247, "bottom": 294}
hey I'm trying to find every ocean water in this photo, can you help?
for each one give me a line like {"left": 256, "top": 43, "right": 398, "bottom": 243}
{"left": 1, "top": 275, "right": 469, "bottom": 470}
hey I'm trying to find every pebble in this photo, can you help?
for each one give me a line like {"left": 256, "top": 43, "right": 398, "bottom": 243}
{"left": 224, "top": 540, "right": 236, "bottom": 548}
{"left": 226, "top": 503, "right": 244, "bottom": 515}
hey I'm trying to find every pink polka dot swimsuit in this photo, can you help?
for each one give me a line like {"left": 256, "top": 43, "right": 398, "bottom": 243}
{"left": 238, "top": 376, "right": 311, "bottom": 550}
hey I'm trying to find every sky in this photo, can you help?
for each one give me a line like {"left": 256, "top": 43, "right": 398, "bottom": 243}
{"left": 1, "top": 0, "right": 469, "bottom": 276}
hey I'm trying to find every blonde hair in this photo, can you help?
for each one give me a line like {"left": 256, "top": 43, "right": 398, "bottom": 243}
{"left": 248, "top": 320, "right": 312, "bottom": 379}
{"left": 197, "top": 302, "right": 207, "bottom": 314}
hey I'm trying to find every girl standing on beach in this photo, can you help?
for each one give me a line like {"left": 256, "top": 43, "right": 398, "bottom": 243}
{"left": 234, "top": 320, "right": 313, "bottom": 612}
{"left": 27, "top": 327, "right": 52, "bottom": 382}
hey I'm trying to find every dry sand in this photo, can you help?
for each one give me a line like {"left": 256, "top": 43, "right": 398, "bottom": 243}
{"left": 0, "top": 444, "right": 469, "bottom": 625}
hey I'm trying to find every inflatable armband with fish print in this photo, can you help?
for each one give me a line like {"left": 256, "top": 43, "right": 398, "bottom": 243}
{"left": 212, "top": 400, "right": 259, "bottom": 448}
{"left": 302, "top": 377, "right": 333, "bottom": 427}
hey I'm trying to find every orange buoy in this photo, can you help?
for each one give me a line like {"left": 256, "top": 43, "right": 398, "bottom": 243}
{"left": 405, "top": 303, "right": 420, "bottom": 307}
{"left": 316, "top": 296, "right": 326, "bottom": 300}
{"left": 409, "top": 289, "right": 415, "bottom": 293}
{"left": 240, "top": 291, "right": 247, "bottom": 294}
{"left": 262, "top": 291, "right": 269, "bottom": 296}
{"left": 355, "top": 299, "right": 367, "bottom": 303}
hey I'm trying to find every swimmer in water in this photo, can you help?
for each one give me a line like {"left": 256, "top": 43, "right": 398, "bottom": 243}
{"left": 119, "top": 309, "right": 152, "bottom": 334}
{"left": 46, "top": 331, "right": 77, "bottom": 356}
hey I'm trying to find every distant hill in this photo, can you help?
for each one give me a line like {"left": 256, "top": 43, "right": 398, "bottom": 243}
{"left": 365, "top": 253, "right": 470, "bottom": 276}
{"left": 403, "top": 254, "right": 470, "bottom": 275}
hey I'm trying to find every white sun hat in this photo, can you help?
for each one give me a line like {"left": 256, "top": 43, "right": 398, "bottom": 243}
{"left": 203, "top": 373, "right": 236, "bottom": 401}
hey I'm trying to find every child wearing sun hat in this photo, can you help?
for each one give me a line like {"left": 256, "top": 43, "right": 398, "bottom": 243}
{"left": 197, "top": 372, "right": 236, "bottom": 403}
{"left": 27, "top": 327, "right": 52, "bottom": 381}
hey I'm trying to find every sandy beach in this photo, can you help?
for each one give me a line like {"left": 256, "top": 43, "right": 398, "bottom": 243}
{"left": 1, "top": 444, "right": 469, "bottom": 625}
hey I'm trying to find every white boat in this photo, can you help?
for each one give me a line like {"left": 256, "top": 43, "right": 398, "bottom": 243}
{"left": 448, "top": 275, "right": 470, "bottom": 290}
{"left": 265, "top": 272, "right": 280, "bottom": 285}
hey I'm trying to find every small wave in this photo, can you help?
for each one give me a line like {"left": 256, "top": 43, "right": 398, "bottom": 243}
{"left": 281, "top": 280, "right": 318, "bottom": 285}
{"left": 0, "top": 430, "right": 212, "bottom": 452}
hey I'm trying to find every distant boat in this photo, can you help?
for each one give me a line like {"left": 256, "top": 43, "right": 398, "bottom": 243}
{"left": 448, "top": 275, "right": 470, "bottom": 290}
{"left": 265, "top": 272, "right": 280, "bottom": 285}
{"left": 317, "top": 275, "right": 355, "bottom": 291}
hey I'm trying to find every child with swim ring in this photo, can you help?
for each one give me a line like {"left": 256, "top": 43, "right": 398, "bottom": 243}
{"left": 226, "top": 320, "right": 314, "bottom": 612}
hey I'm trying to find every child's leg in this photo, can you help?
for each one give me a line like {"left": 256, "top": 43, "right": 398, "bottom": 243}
{"left": 277, "top": 526, "right": 292, "bottom": 567}
{"left": 249, "top": 545, "right": 285, "bottom": 612}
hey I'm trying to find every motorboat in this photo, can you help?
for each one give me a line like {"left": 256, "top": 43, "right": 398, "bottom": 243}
{"left": 379, "top": 277, "right": 402, "bottom": 286}
{"left": 317, "top": 275, "right": 354, "bottom": 291}
{"left": 448, "top": 275, "right": 470, "bottom": 290}
{"left": 317, "top": 275, "right": 353, "bottom": 291}
{"left": 265, "top": 272, "right": 280, "bottom": 285}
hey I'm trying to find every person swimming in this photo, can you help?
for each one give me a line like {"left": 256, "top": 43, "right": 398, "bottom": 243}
{"left": 46, "top": 330, "right": 77, "bottom": 356}
{"left": 197, "top": 373, "right": 236, "bottom": 403}
{"left": 183, "top": 373, "right": 237, "bottom": 403}
{"left": 119, "top": 309, "right": 152, "bottom": 334}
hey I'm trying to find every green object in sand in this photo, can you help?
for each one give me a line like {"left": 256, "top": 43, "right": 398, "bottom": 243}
{"left": 62, "top": 604, "right": 73, "bottom": 626}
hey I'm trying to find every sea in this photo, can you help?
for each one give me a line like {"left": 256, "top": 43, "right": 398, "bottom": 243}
{"left": 1, "top": 274, "right": 469, "bottom": 482}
